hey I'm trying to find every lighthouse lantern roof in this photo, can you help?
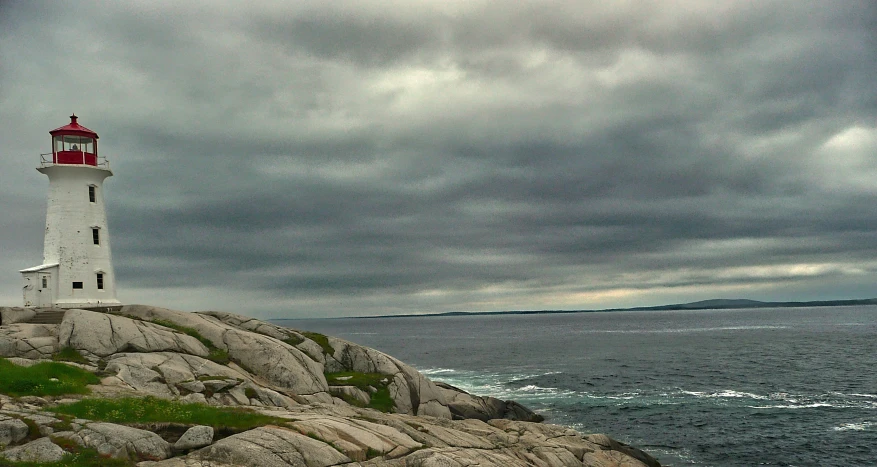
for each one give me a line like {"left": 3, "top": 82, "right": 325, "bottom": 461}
{"left": 50, "top": 114, "right": 99, "bottom": 139}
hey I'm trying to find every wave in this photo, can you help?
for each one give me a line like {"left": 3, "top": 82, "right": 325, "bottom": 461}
{"left": 832, "top": 421, "right": 876, "bottom": 431}
{"left": 679, "top": 389, "right": 877, "bottom": 410}
{"left": 680, "top": 389, "right": 768, "bottom": 400}
{"left": 419, "top": 367, "right": 877, "bottom": 413}
{"left": 419, "top": 367, "right": 586, "bottom": 401}
{"left": 747, "top": 403, "right": 836, "bottom": 409}
{"left": 419, "top": 368, "right": 459, "bottom": 375}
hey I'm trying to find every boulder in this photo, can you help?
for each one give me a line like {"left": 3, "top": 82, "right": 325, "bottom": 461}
{"left": 174, "top": 425, "right": 214, "bottom": 451}
{"left": 0, "top": 307, "right": 36, "bottom": 326}
{"left": 326, "top": 337, "right": 451, "bottom": 419}
{"left": 435, "top": 382, "right": 544, "bottom": 422}
{"left": 370, "top": 447, "right": 531, "bottom": 466}
{"left": 184, "top": 426, "right": 351, "bottom": 466}
{"left": 198, "top": 310, "right": 326, "bottom": 364}
{"left": 0, "top": 323, "right": 59, "bottom": 359}
{"left": 117, "top": 305, "right": 331, "bottom": 398}
{"left": 582, "top": 449, "right": 653, "bottom": 467}
{"left": 101, "top": 352, "right": 298, "bottom": 408}
{"left": 585, "top": 433, "right": 662, "bottom": 467}
{"left": 289, "top": 415, "right": 422, "bottom": 461}
{"left": 0, "top": 417, "right": 29, "bottom": 447}
{"left": 55, "top": 422, "right": 172, "bottom": 461}
{"left": 59, "top": 309, "right": 208, "bottom": 358}
{"left": 0, "top": 437, "right": 66, "bottom": 463}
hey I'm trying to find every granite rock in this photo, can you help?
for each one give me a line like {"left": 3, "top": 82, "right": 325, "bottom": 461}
{"left": 174, "top": 425, "right": 214, "bottom": 451}
{"left": 59, "top": 309, "right": 208, "bottom": 358}
{"left": 0, "top": 437, "right": 66, "bottom": 463}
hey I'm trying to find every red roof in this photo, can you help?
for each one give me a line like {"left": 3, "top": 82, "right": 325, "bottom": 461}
{"left": 50, "top": 114, "right": 99, "bottom": 139}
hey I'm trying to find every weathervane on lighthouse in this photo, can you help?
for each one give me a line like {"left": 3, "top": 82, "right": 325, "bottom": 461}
{"left": 20, "top": 115, "right": 122, "bottom": 310}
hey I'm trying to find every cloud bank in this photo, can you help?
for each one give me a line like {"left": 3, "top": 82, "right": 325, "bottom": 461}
{"left": 2, "top": 1, "right": 876, "bottom": 318}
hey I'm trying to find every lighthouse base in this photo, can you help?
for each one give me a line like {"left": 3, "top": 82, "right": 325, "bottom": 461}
{"left": 51, "top": 299, "right": 123, "bottom": 310}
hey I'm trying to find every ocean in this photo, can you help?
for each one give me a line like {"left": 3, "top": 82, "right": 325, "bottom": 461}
{"left": 280, "top": 306, "right": 877, "bottom": 466}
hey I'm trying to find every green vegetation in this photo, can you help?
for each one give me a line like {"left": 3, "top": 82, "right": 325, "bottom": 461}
{"left": 301, "top": 331, "right": 334, "bottom": 356}
{"left": 0, "top": 358, "right": 99, "bottom": 397}
{"left": 366, "top": 387, "right": 394, "bottom": 413}
{"left": 50, "top": 396, "right": 289, "bottom": 431}
{"left": 196, "top": 375, "right": 234, "bottom": 382}
{"left": 51, "top": 347, "right": 89, "bottom": 365}
{"left": 149, "top": 319, "right": 230, "bottom": 365}
{"left": 325, "top": 372, "right": 388, "bottom": 388}
{"left": 19, "top": 418, "right": 41, "bottom": 442}
{"left": 281, "top": 334, "right": 304, "bottom": 347}
{"left": 325, "top": 372, "right": 395, "bottom": 413}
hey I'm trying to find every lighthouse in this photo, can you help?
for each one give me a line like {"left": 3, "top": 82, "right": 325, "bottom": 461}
{"left": 20, "top": 115, "right": 121, "bottom": 310}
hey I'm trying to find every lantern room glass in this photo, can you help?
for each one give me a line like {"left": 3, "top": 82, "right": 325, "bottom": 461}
{"left": 54, "top": 135, "right": 95, "bottom": 154}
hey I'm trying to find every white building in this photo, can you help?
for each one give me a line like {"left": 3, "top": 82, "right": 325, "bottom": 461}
{"left": 20, "top": 115, "right": 121, "bottom": 310}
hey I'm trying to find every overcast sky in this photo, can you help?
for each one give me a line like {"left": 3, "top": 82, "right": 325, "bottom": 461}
{"left": 2, "top": 1, "right": 876, "bottom": 319}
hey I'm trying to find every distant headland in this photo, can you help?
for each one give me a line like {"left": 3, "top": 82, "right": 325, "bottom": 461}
{"left": 346, "top": 298, "right": 877, "bottom": 319}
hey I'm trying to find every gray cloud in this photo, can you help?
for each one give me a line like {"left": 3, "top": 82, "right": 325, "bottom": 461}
{"left": 2, "top": 1, "right": 876, "bottom": 318}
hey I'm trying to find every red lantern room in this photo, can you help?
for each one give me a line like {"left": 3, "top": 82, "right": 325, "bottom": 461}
{"left": 49, "top": 114, "right": 99, "bottom": 166}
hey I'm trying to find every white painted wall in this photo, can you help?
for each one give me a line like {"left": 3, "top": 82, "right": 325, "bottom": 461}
{"left": 21, "top": 264, "right": 58, "bottom": 307}
{"left": 37, "top": 164, "right": 121, "bottom": 308}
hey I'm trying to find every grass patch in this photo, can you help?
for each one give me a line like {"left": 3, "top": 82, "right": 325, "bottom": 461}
{"left": 206, "top": 348, "right": 230, "bottom": 365}
{"left": 325, "top": 372, "right": 388, "bottom": 388}
{"left": 52, "top": 347, "right": 89, "bottom": 365}
{"left": 0, "top": 358, "right": 99, "bottom": 397}
{"left": 301, "top": 331, "right": 334, "bottom": 356}
{"left": 326, "top": 372, "right": 395, "bottom": 413}
{"left": 196, "top": 375, "right": 229, "bottom": 382}
{"left": 282, "top": 333, "right": 305, "bottom": 347}
{"left": 149, "top": 319, "right": 229, "bottom": 365}
{"left": 49, "top": 396, "right": 290, "bottom": 431}
{"left": 20, "top": 417, "right": 42, "bottom": 441}
{"left": 367, "top": 386, "right": 394, "bottom": 413}
{"left": 50, "top": 414, "right": 74, "bottom": 432}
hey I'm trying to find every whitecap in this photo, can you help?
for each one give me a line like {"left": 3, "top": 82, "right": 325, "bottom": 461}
{"left": 832, "top": 422, "right": 875, "bottom": 431}
{"left": 710, "top": 390, "right": 767, "bottom": 400}
{"left": 747, "top": 403, "right": 835, "bottom": 409}
{"left": 678, "top": 389, "right": 767, "bottom": 400}
{"left": 419, "top": 368, "right": 460, "bottom": 375}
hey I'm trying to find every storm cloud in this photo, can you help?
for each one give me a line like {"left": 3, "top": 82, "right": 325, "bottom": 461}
{"left": 2, "top": 1, "right": 876, "bottom": 318}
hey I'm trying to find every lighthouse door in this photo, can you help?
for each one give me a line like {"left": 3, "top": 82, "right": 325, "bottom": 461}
{"left": 37, "top": 273, "right": 53, "bottom": 307}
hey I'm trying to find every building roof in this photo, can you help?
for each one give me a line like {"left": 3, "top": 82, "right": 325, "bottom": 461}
{"left": 19, "top": 263, "right": 60, "bottom": 273}
{"left": 50, "top": 114, "right": 99, "bottom": 139}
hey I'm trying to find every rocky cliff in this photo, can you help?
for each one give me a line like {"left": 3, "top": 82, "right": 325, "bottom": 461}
{"left": 0, "top": 305, "right": 660, "bottom": 466}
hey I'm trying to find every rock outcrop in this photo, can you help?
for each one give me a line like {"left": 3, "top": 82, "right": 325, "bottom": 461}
{"left": 0, "top": 305, "right": 661, "bottom": 466}
{"left": 436, "top": 381, "right": 546, "bottom": 422}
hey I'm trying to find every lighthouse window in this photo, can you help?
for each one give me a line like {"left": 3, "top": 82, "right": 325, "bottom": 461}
{"left": 72, "top": 282, "right": 83, "bottom": 289}
{"left": 92, "top": 228, "right": 100, "bottom": 245}
{"left": 89, "top": 186, "right": 96, "bottom": 203}
{"left": 42, "top": 277, "right": 47, "bottom": 289}
{"left": 96, "top": 273, "right": 104, "bottom": 290}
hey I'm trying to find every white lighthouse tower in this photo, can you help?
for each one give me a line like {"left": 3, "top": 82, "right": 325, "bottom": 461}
{"left": 20, "top": 115, "right": 121, "bottom": 310}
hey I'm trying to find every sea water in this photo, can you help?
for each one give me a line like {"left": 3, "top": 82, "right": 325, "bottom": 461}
{"left": 280, "top": 306, "right": 877, "bottom": 466}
